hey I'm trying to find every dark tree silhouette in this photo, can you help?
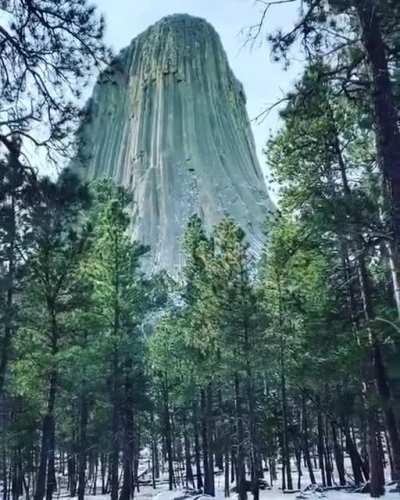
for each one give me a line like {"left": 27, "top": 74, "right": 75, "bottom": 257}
{"left": 0, "top": 0, "right": 109, "bottom": 160}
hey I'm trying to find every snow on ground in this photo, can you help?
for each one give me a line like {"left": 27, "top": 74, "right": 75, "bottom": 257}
{"left": 149, "top": 466, "right": 399, "bottom": 500}
{"left": 260, "top": 488, "right": 397, "bottom": 499}
{"left": 61, "top": 479, "right": 398, "bottom": 500}
{"left": 150, "top": 467, "right": 399, "bottom": 500}
{"left": 151, "top": 487, "right": 398, "bottom": 500}
{"left": 61, "top": 455, "right": 399, "bottom": 500}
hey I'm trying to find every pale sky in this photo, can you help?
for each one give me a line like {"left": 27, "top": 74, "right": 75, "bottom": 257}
{"left": 93, "top": 0, "right": 303, "bottom": 199}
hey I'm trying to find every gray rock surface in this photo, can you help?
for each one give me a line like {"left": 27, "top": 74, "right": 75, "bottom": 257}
{"left": 74, "top": 14, "right": 273, "bottom": 274}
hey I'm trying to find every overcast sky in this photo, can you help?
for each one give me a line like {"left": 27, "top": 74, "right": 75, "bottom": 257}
{"left": 93, "top": 0, "right": 303, "bottom": 197}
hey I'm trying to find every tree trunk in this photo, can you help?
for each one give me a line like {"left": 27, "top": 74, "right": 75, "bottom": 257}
{"left": 68, "top": 454, "right": 77, "bottom": 497}
{"left": 110, "top": 366, "right": 120, "bottom": 500}
{"left": 224, "top": 452, "right": 230, "bottom": 497}
{"left": 100, "top": 454, "right": 107, "bottom": 495}
{"left": 92, "top": 451, "right": 98, "bottom": 495}
{"left": 372, "top": 342, "right": 400, "bottom": 480}
{"left": 119, "top": 365, "right": 135, "bottom": 500}
{"left": 234, "top": 375, "right": 246, "bottom": 500}
{"left": 34, "top": 367, "right": 57, "bottom": 500}
{"left": 344, "top": 423, "right": 367, "bottom": 484}
{"left": 365, "top": 405, "right": 385, "bottom": 497}
{"left": 183, "top": 413, "right": 194, "bottom": 489}
{"left": 357, "top": 253, "right": 400, "bottom": 487}
{"left": 384, "top": 430, "right": 395, "bottom": 481}
{"left": 301, "top": 396, "right": 316, "bottom": 485}
{"left": 244, "top": 329, "right": 259, "bottom": 500}
{"left": 323, "top": 417, "right": 332, "bottom": 488}
{"left": 355, "top": 1, "right": 400, "bottom": 315}
{"left": 164, "top": 381, "right": 174, "bottom": 492}
{"left": 331, "top": 421, "right": 346, "bottom": 486}
{"left": 206, "top": 385, "right": 215, "bottom": 496}
{"left": 281, "top": 369, "right": 292, "bottom": 490}
{"left": 294, "top": 442, "right": 302, "bottom": 491}
{"left": 193, "top": 402, "right": 203, "bottom": 490}
{"left": 278, "top": 279, "right": 292, "bottom": 492}
{"left": 45, "top": 416, "right": 56, "bottom": 500}
{"left": 316, "top": 408, "right": 326, "bottom": 488}
{"left": 78, "top": 395, "right": 88, "bottom": 500}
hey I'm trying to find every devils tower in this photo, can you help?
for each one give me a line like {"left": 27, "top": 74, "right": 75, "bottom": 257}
{"left": 75, "top": 14, "right": 273, "bottom": 274}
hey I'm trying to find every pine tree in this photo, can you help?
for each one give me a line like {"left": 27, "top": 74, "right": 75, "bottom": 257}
{"left": 14, "top": 170, "right": 91, "bottom": 500}
{"left": 84, "top": 181, "right": 149, "bottom": 500}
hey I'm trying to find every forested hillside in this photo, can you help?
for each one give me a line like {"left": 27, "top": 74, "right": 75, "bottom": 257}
{"left": 1, "top": 2, "right": 400, "bottom": 500}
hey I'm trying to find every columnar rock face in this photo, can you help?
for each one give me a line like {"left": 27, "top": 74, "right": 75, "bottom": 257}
{"left": 75, "top": 14, "right": 273, "bottom": 274}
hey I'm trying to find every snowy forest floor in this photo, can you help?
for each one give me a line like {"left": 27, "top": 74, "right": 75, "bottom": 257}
{"left": 55, "top": 467, "right": 399, "bottom": 500}
{"left": 40, "top": 454, "right": 399, "bottom": 500}
{"left": 64, "top": 481, "right": 397, "bottom": 500}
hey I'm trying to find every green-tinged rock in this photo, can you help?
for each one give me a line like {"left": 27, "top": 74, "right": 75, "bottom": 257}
{"left": 74, "top": 14, "right": 273, "bottom": 274}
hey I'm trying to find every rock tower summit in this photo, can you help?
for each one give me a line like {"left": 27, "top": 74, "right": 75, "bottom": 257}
{"left": 75, "top": 14, "right": 273, "bottom": 273}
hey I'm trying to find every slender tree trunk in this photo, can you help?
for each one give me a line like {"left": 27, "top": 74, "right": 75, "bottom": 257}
{"left": 344, "top": 423, "right": 367, "bottom": 484}
{"left": 323, "top": 417, "right": 332, "bottom": 488}
{"left": 200, "top": 389, "right": 211, "bottom": 495}
{"left": 365, "top": 403, "right": 385, "bottom": 497}
{"left": 77, "top": 395, "right": 88, "bottom": 500}
{"left": 281, "top": 373, "right": 292, "bottom": 490}
{"left": 100, "top": 454, "right": 107, "bottom": 495}
{"left": 150, "top": 411, "right": 157, "bottom": 489}
{"left": 294, "top": 441, "right": 302, "bottom": 490}
{"left": 224, "top": 452, "right": 230, "bottom": 497}
{"left": 331, "top": 421, "right": 346, "bottom": 486}
{"left": 110, "top": 352, "right": 120, "bottom": 500}
{"left": 316, "top": 407, "right": 326, "bottom": 488}
{"left": 206, "top": 385, "right": 215, "bottom": 496}
{"left": 45, "top": 416, "right": 56, "bottom": 500}
{"left": 163, "top": 380, "right": 174, "bottom": 491}
{"left": 386, "top": 241, "right": 400, "bottom": 318}
{"left": 68, "top": 454, "right": 77, "bottom": 497}
{"left": 215, "top": 390, "right": 224, "bottom": 472}
{"left": 3, "top": 446, "right": 8, "bottom": 500}
{"left": 301, "top": 396, "right": 316, "bottom": 485}
{"left": 277, "top": 278, "right": 292, "bottom": 491}
{"left": 78, "top": 327, "right": 89, "bottom": 500}
{"left": 34, "top": 370, "right": 57, "bottom": 500}
{"left": 92, "top": 451, "right": 98, "bottom": 495}
{"left": 119, "top": 364, "right": 135, "bottom": 500}
{"left": 193, "top": 401, "right": 203, "bottom": 490}
{"left": 133, "top": 437, "right": 140, "bottom": 493}
{"left": 183, "top": 413, "right": 194, "bottom": 489}
{"left": 384, "top": 430, "right": 395, "bottom": 481}
{"left": 280, "top": 432, "right": 286, "bottom": 491}
{"left": 231, "top": 448, "right": 236, "bottom": 484}
{"left": 243, "top": 319, "right": 259, "bottom": 500}
{"left": 234, "top": 375, "right": 246, "bottom": 500}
